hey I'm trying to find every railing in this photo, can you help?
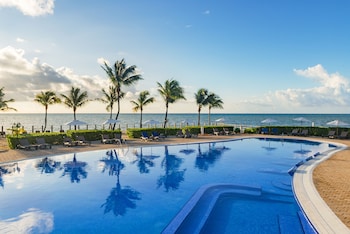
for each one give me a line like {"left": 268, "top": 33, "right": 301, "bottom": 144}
{"left": 1, "top": 123, "right": 254, "bottom": 134}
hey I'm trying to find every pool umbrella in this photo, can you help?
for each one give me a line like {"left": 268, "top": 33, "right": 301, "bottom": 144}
{"left": 143, "top": 119, "right": 160, "bottom": 126}
{"left": 293, "top": 117, "right": 311, "bottom": 126}
{"left": 326, "top": 120, "right": 349, "bottom": 136}
{"left": 102, "top": 119, "right": 120, "bottom": 125}
{"left": 65, "top": 120, "right": 87, "bottom": 126}
{"left": 261, "top": 118, "right": 277, "bottom": 125}
{"left": 215, "top": 118, "right": 225, "bottom": 123}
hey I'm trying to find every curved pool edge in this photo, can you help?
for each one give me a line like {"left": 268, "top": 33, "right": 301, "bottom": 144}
{"left": 292, "top": 140, "right": 350, "bottom": 234}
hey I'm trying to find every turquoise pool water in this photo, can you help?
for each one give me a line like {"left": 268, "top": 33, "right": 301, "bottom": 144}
{"left": 0, "top": 138, "right": 337, "bottom": 233}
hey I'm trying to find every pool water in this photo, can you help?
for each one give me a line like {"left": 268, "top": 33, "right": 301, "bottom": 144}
{"left": 0, "top": 138, "right": 337, "bottom": 233}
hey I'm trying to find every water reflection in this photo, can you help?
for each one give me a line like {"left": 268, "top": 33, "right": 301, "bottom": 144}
{"left": 100, "top": 149, "right": 141, "bottom": 216}
{"left": 131, "top": 148, "right": 160, "bottom": 174}
{"left": 35, "top": 157, "right": 62, "bottom": 174}
{"left": 0, "top": 163, "right": 20, "bottom": 188}
{"left": 157, "top": 146, "right": 186, "bottom": 192}
{"left": 195, "top": 142, "right": 229, "bottom": 171}
{"left": 61, "top": 154, "right": 87, "bottom": 183}
{"left": 0, "top": 208, "right": 53, "bottom": 233}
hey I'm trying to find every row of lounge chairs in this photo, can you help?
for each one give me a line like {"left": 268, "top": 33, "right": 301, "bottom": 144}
{"left": 213, "top": 128, "right": 234, "bottom": 136}
{"left": 141, "top": 131, "right": 165, "bottom": 141}
{"left": 17, "top": 138, "right": 52, "bottom": 150}
{"left": 101, "top": 133, "right": 125, "bottom": 144}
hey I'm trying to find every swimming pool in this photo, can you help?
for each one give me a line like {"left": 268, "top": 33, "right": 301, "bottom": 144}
{"left": 0, "top": 137, "right": 339, "bottom": 233}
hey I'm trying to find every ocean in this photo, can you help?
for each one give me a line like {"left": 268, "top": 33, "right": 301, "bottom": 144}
{"left": 1, "top": 113, "right": 350, "bottom": 133}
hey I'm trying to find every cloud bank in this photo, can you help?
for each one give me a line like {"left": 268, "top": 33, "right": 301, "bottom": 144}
{"left": 0, "top": 46, "right": 108, "bottom": 101}
{"left": 241, "top": 64, "right": 350, "bottom": 112}
{"left": 0, "top": 0, "right": 54, "bottom": 16}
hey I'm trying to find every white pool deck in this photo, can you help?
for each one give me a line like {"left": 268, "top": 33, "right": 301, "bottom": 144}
{"left": 293, "top": 141, "right": 350, "bottom": 234}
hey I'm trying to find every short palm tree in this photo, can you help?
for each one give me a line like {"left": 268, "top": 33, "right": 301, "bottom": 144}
{"left": 34, "top": 91, "right": 61, "bottom": 132}
{"left": 101, "top": 59, "right": 143, "bottom": 123}
{"left": 195, "top": 88, "right": 210, "bottom": 126}
{"left": 207, "top": 93, "right": 224, "bottom": 124}
{"left": 0, "top": 87, "right": 16, "bottom": 111}
{"left": 61, "top": 87, "right": 89, "bottom": 129}
{"left": 157, "top": 79, "right": 186, "bottom": 128}
{"left": 97, "top": 85, "right": 118, "bottom": 120}
{"left": 130, "top": 91, "right": 155, "bottom": 128}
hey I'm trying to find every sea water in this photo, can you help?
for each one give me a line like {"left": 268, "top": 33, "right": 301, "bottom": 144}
{"left": 0, "top": 113, "right": 350, "bottom": 132}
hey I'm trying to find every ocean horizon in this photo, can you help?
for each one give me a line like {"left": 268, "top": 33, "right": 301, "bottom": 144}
{"left": 1, "top": 113, "right": 350, "bottom": 133}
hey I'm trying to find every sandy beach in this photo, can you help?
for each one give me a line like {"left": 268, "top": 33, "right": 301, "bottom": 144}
{"left": 0, "top": 134, "right": 349, "bottom": 230}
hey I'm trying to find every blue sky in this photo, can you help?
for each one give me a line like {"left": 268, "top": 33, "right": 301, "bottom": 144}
{"left": 1, "top": 0, "right": 350, "bottom": 114}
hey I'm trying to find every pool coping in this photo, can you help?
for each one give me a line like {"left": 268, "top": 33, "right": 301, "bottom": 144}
{"left": 292, "top": 139, "right": 350, "bottom": 234}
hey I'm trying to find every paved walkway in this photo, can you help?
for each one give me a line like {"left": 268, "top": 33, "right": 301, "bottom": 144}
{"left": 0, "top": 134, "right": 349, "bottom": 231}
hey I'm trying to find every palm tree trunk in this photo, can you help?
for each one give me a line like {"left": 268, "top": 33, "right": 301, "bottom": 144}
{"left": 114, "top": 97, "right": 121, "bottom": 130}
{"left": 73, "top": 109, "right": 77, "bottom": 130}
{"left": 208, "top": 107, "right": 211, "bottom": 125}
{"left": 140, "top": 110, "right": 143, "bottom": 128}
{"left": 163, "top": 103, "right": 169, "bottom": 128}
{"left": 197, "top": 107, "right": 201, "bottom": 126}
{"left": 44, "top": 106, "right": 48, "bottom": 132}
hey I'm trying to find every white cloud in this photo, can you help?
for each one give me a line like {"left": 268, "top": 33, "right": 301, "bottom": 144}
{"left": 0, "top": 46, "right": 109, "bottom": 101}
{"left": 97, "top": 57, "right": 108, "bottom": 66}
{"left": 16, "top": 37, "right": 26, "bottom": 43}
{"left": 0, "top": 0, "right": 54, "bottom": 16}
{"left": 243, "top": 64, "right": 350, "bottom": 112}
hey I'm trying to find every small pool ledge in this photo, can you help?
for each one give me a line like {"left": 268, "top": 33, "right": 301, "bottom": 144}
{"left": 293, "top": 141, "right": 350, "bottom": 234}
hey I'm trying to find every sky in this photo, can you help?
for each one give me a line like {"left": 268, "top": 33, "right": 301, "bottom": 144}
{"left": 0, "top": 0, "right": 350, "bottom": 114}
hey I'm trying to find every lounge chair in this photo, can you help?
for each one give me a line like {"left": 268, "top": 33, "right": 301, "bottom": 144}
{"left": 212, "top": 128, "right": 221, "bottom": 136}
{"left": 141, "top": 131, "right": 152, "bottom": 141}
{"left": 299, "top": 129, "right": 308, "bottom": 137}
{"left": 271, "top": 128, "right": 278, "bottom": 135}
{"left": 35, "top": 137, "right": 52, "bottom": 149}
{"left": 76, "top": 135, "right": 91, "bottom": 146}
{"left": 113, "top": 133, "right": 125, "bottom": 144}
{"left": 290, "top": 129, "right": 299, "bottom": 136}
{"left": 184, "top": 129, "right": 197, "bottom": 138}
{"left": 261, "top": 128, "right": 269, "bottom": 134}
{"left": 17, "top": 138, "right": 39, "bottom": 150}
{"left": 176, "top": 130, "right": 185, "bottom": 138}
{"left": 223, "top": 127, "right": 233, "bottom": 135}
{"left": 339, "top": 131, "right": 348, "bottom": 139}
{"left": 101, "top": 134, "right": 114, "bottom": 144}
{"left": 151, "top": 131, "right": 165, "bottom": 141}
{"left": 327, "top": 130, "right": 336, "bottom": 139}
{"left": 63, "top": 137, "right": 78, "bottom": 147}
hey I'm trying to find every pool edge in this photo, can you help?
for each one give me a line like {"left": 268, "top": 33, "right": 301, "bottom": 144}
{"left": 293, "top": 140, "right": 350, "bottom": 234}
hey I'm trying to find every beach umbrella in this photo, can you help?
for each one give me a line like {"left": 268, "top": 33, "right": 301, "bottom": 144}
{"left": 293, "top": 117, "right": 311, "bottom": 126}
{"left": 261, "top": 118, "right": 277, "bottom": 125}
{"left": 143, "top": 119, "right": 160, "bottom": 125}
{"left": 327, "top": 120, "right": 349, "bottom": 135}
{"left": 65, "top": 120, "right": 87, "bottom": 126}
{"left": 102, "top": 119, "right": 120, "bottom": 125}
{"left": 215, "top": 118, "right": 225, "bottom": 123}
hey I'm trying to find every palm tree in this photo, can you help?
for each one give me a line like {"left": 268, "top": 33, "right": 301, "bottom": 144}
{"left": 130, "top": 91, "right": 155, "bottom": 128}
{"left": 207, "top": 93, "right": 224, "bottom": 124}
{"left": 34, "top": 91, "right": 61, "bottom": 132}
{"left": 61, "top": 87, "right": 89, "bottom": 129}
{"left": 101, "top": 59, "right": 143, "bottom": 123}
{"left": 0, "top": 87, "right": 16, "bottom": 111}
{"left": 195, "top": 88, "right": 210, "bottom": 126}
{"left": 157, "top": 79, "right": 186, "bottom": 128}
{"left": 97, "top": 85, "right": 118, "bottom": 119}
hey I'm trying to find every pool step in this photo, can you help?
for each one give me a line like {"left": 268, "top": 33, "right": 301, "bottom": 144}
{"left": 162, "top": 183, "right": 261, "bottom": 234}
{"left": 278, "top": 215, "right": 304, "bottom": 234}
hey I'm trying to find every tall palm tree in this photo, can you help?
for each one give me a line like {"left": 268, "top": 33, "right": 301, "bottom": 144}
{"left": 157, "top": 79, "right": 186, "bottom": 128}
{"left": 97, "top": 85, "right": 118, "bottom": 119}
{"left": 61, "top": 87, "right": 89, "bottom": 129}
{"left": 130, "top": 91, "right": 155, "bottom": 128}
{"left": 101, "top": 59, "right": 143, "bottom": 122}
{"left": 207, "top": 93, "right": 224, "bottom": 124}
{"left": 0, "top": 87, "right": 16, "bottom": 111}
{"left": 34, "top": 91, "right": 61, "bottom": 132}
{"left": 195, "top": 88, "right": 209, "bottom": 126}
